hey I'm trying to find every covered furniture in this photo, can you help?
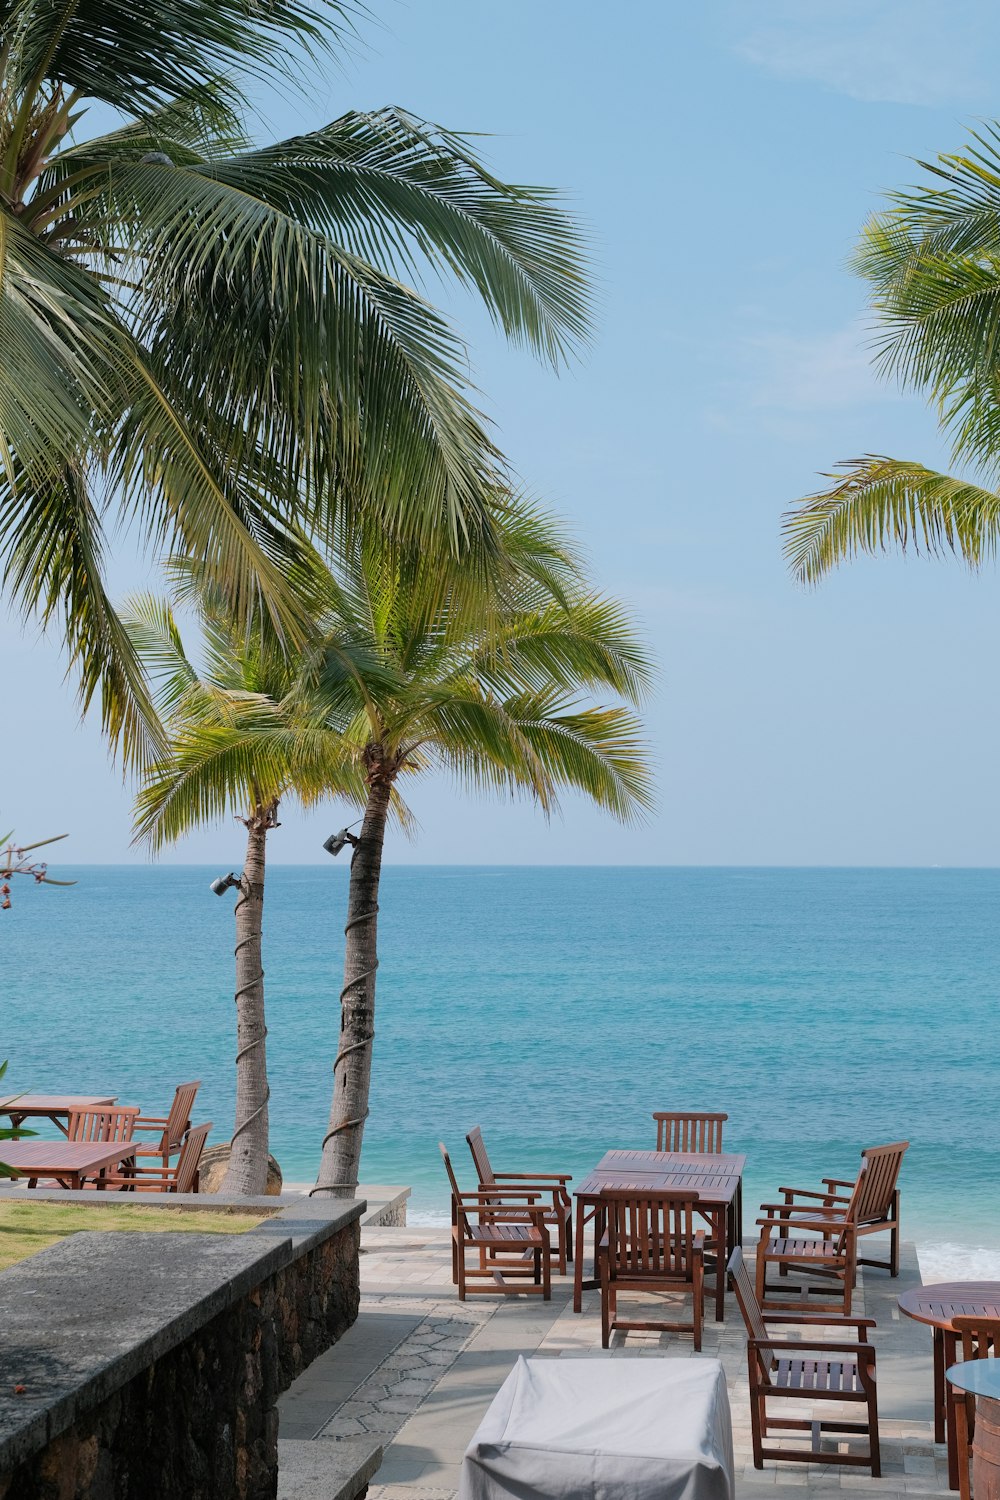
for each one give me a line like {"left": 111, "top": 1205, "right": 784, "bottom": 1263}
{"left": 599, "top": 1189, "right": 704, "bottom": 1349}
{"left": 729, "top": 1247, "right": 881, "bottom": 1475}
{"left": 947, "top": 1346, "right": 1000, "bottom": 1500}
{"left": 771, "top": 1140, "right": 909, "bottom": 1277}
{"left": 466, "top": 1125, "right": 572, "bottom": 1274}
{"left": 133, "top": 1081, "right": 200, "bottom": 1167}
{"left": 440, "top": 1143, "right": 551, "bottom": 1300}
{"left": 458, "top": 1354, "right": 734, "bottom": 1500}
{"left": 653, "top": 1111, "right": 727, "bottom": 1153}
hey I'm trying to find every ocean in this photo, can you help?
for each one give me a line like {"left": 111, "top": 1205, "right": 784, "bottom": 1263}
{"left": 3, "top": 865, "right": 998, "bottom": 1275}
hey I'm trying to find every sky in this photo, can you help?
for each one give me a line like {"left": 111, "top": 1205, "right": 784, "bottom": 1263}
{"left": 7, "top": 0, "right": 1000, "bottom": 866}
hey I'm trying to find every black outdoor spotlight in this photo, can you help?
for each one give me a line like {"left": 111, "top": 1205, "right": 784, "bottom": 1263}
{"left": 209, "top": 871, "right": 241, "bottom": 896}
{"left": 322, "top": 824, "right": 359, "bottom": 857}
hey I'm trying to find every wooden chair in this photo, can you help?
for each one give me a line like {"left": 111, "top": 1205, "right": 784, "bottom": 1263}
{"left": 133, "top": 1081, "right": 200, "bottom": 1168}
{"left": 773, "top": 1141, "right": 909, "bottom": 1277}
{"left": 949, "top": 1315, "right": 1000, "bottom": 1500}
{"left": 466, "top": 1125, "right": 572, "bottom": 1275}
{"left": 755, "top": 1143, "right": 909, "bottom": 1314}
{"left": 599, "top": 1189, "right": 704, "bottom": 1349}
{"left": 653, "top": 1112, "right": 727, "bottom": 1153}
{"left": 104, "top": 1123, "right": 212, "bottom": 1193}
{"left": 66, "top": 1106, "right": 139, "bottom": 1143}
{"left": 729, "top": 1247, "right": 881, "bottom": 1475}
{"left": 440, "top": 1143, "right": 550, "bottom": 1300}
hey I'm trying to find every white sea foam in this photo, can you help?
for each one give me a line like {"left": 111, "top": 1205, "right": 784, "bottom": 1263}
{"left": 916, "top": 1243, "right": 1000, "bottom": 1281}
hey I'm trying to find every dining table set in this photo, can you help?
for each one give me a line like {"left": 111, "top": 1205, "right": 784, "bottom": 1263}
{"left": 0, "top": 1083, "right": 206, "bottom": 1192}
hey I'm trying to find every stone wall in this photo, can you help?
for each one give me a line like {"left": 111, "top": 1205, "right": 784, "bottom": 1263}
{"left": 0, "top": 1201, "right": 362, "bottom": 1500}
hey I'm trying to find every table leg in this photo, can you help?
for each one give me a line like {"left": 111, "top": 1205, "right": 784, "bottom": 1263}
{"left": 943, "top": 1330, "right": 960, "bottom": 1490}
{"left": 573, "top": 1197, "right": 586, "bottom": 1312}
{"left": 934, "top": 1327, "right": 946, "bottom": 1445}
{"left": 714, "top": 1208, "right": 725, "bottom": 1321}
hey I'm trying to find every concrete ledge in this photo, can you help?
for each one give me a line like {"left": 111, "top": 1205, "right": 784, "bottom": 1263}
{"left": 278, "top": 1437, "right": 383, "bottom": 1500}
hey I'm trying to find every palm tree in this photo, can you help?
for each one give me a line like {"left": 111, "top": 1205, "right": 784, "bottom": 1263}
{"left": 125, "top": 588, "right": 352, "bottom": 1194}
{"left": 784, "top": 125, "right": 1000, "bottom": 582}
{"left": 1, "top": 0, "right": 590, "bottom": 765}
{"left": 303, "top": 502, "right": 654, "bottom": 1197}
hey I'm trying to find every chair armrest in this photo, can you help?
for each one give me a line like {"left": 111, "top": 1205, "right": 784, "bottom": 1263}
{"left": 760, "top": 1201, "right": 847, "bottom": 1216}
{"left": 457, "top": 1190, "right": 541, "bottom": 1203}
{"left": 133, "top": 1115, "right": 169, "bottom": 1127}
{"left": 749, "top": 1336, "right": 876, "bottom": 1360}
{"left": 758, "top": 1216, "right": 852, "bottom": 1237}
{"left": 778, "top": 1187, "right": 851, "bottom": 1203}
{"left": 130, "top": 1121, "right": 170, "bottom": 1136}
{"left": 822, "top": 1177, "right": 857, "bottom": 1191}
{"left": 492, "top": 1172, "right": 572, "bottom": 1183}
{"left": 763, "top": 1314, "right": 875, "bottom": 1333}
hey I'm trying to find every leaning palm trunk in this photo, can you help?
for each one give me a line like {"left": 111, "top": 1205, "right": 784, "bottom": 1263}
{"left": 221, "top": 802, "right": 277, "bottom": 1195}
{"left": 315, "top": 775, "right": 393, "bottom": 1197}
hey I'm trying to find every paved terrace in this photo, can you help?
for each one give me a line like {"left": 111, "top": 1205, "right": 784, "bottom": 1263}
{"left": 278, "top": 1226, "right": 952, "bottom": 1500}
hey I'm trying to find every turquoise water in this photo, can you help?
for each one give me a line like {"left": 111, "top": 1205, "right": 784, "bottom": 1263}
{"left": 2, "top": 866, "right": 998, "bottom": 1251}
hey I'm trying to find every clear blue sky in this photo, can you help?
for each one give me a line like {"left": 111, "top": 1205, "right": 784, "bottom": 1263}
{"left": 8, "top": 0, "right": 1000, "bottom": 865}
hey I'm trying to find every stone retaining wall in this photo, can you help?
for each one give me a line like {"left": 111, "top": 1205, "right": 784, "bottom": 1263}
{"left": 0, "top": 1199, "right": 363, "bottom": 1500}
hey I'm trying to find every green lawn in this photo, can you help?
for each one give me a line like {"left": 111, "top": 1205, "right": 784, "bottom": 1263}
{"left": 0, "top": 1201, "right": 266, "bottom": 1272}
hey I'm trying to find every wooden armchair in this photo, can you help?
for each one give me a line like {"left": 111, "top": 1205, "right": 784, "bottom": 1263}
{"left": 653, "top": 1111, "right": 727, "bottom": 1153}
{"left": 465, "top": 1125, "right": 572, "bottom": 1275}
{"left": 729, "top": 1247, "right": 880, "bottom": 1475}
{"left": 755, "top": 1142, "right": 909, "bottom": 1314}
{"left": 949, "top": 1315, "right": 1000, "bottom": 1500}
{"left": 773, "top": 1141, "right": 909, "bottom": 1277}
{"left": 104, "top": 1123, "right": 211, "bottom": 1194}
{"left": 599, "top": 1190, "right": 704, "bottom": 1349}
{"left": 439, "top": 1143, "right": 551, "bottom": 1300}
{"left": 133, "top": 1081, "right": 200, "bottom": 1168}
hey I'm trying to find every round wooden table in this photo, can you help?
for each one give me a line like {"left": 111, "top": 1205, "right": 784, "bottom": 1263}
{"left": 898, "top": 1282, "right": 1000, "bottom": 1490}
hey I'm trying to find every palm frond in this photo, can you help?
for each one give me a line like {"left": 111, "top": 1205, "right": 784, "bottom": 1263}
{"left": 783, "top": 456, "right": 1000, "bottom": 584}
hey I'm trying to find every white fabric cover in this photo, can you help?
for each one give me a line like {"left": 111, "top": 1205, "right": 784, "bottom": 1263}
{"left": 458, "top": 1355, "right": 735, "bottom": 1500}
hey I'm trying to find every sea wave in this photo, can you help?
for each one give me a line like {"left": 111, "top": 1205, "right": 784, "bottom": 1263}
{"left": 916, "top": 1243, "right": 1000, "bottom": 1281}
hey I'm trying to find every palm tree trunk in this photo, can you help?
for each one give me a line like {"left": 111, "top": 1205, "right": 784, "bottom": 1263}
{"left": 220, "top": 802, "right": 275, "bottom": 1196}
{"left": 314, "top": 776, "right": 391, "bottom": 1197}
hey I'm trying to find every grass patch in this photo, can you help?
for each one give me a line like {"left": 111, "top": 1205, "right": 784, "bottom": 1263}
{"left": 0, "top": 1201, "right": 265, "bottom": 1272}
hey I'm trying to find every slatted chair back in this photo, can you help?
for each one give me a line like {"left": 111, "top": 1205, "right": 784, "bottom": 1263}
{"left": 161, "top": 1082, "right": 201, "bottom": 1152}
{"left": 601, "top": 1190, "right": 699, "bottom": 1283}
{"left": 67, "top": 1106, "right": 139, "bottom": 1143}
{"left": 466, "top": 1126, "right": 495, "bottom": 1186}
{"left": 953, "top": 1315, "right": 1000, "bottom": 1363}
{"left": 173, "top": 1124, "right": 211, "bottom": 1193}
{"left": 439, "top": 1140, "right": 478, "bottom": 1235}
{"left": 728, "top": 1246, "right": 776, "bottom": 1372}
{"left": 653, "top": 1112, "right": 728, "bottom": 1153}
{"left": 846, "top": 1141, "right": 909, "bottom": 1226}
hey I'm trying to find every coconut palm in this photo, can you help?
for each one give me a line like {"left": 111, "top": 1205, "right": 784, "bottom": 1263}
{"left": 130, "top": 501, "right": 653, "bottom": 1198}
{"left": 301, "top": 503, "right": 654, "bottom": 1197}
{"left": 0, "top": 0, "right": 590, "bottom": 765}
{"left": 784, "top": 125, "right": 1000, "bottom": 582}
{"left": 125, "top": 588, "right": 354, "bottom": 1194}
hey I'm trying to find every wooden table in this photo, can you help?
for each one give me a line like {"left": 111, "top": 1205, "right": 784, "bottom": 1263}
{"left": 573, "top": 1149, "right": 746, "bottom": 1320}
{"left": 1, "top": 1140, "right": 135, "bottom": 1190}
{"left": 0, "top": 1095, "right": 116, "bottom": 1135}
{"left": 898, "top": 1281, "right": 1000, "bottom": 1489}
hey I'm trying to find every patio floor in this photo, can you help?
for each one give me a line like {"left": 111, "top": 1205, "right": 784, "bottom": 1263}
{"left": 278, "top": 1226, "right": 954, "bottom": 1499}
